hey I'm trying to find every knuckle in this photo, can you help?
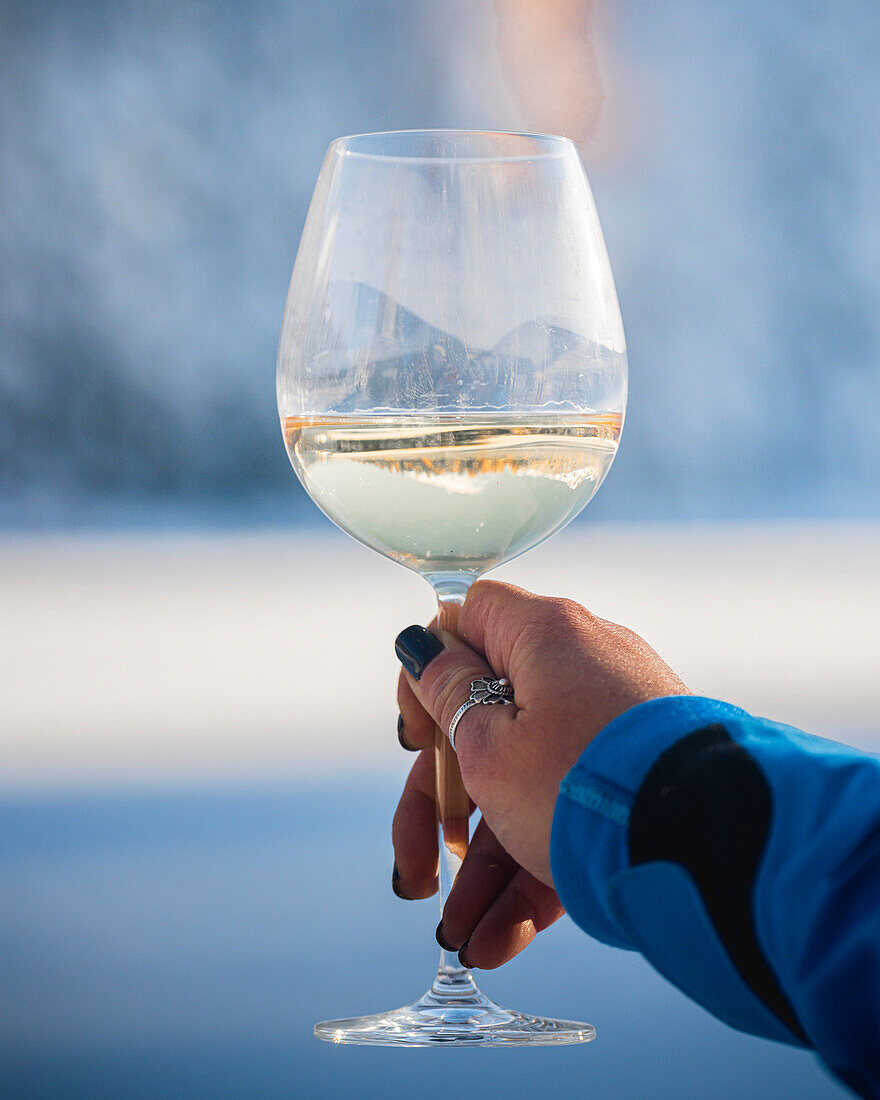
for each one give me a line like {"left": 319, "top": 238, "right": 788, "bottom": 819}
{"left": 467, "top": 578, "right": 516, "bottom": 610}
{"left": 506, "top": 879, "right": 538, "bottom": 924}
{"left": 532, "top": 895, "right": 564, "bottom": 933}
{"left": 526, "top": 598, "right": 572, "bottom": 638}
{"left": 529, "top": 595, "right": 596, "bottom": 645}
{"left": 553, "top": 596, "right": 593, "bottom": 627}
{"left": 461, "top": 580, "right": 523, "bottom": 634}
{"left": 519, "top": 601, "right": 555, "bottom": 638}
{"left": 392, "top": 784, "right": 434, "bottom": 834}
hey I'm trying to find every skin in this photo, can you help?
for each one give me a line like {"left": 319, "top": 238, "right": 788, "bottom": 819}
{"left": 393, "top": 580, "right": 689, "bottom": 970}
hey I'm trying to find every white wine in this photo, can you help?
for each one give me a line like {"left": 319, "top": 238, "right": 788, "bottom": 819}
{"left": 284, "top": 413, "right": 621, "bottom": 576}
{"left": 285, "top": 414, "right": 621, "bottom": 576}
{"left": 286, "top": 413, "right": 620, "bottom": 576}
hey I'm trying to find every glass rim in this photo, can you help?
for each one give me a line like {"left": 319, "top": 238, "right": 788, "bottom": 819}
{"left": 329, "top": 129, "right": 575, "bottom": 165}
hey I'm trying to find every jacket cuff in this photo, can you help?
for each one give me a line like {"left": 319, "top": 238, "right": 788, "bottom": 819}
{"left": 550, "top": 695, "right": 749, "bottom": 949}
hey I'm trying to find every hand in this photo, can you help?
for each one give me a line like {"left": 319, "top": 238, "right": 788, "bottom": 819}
{"left": 392, "top": 580, "right": 689, "bottom": 968}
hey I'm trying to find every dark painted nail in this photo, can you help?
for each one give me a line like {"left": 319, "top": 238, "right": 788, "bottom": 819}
{"left": 397, "top": 714, "right": 416, "bottom": 751}
{"left": 395, "top": 625, "right": 444, "bottom": 681}
{"left": 436, "top": 922, "right": 456, "bottom": 952}
{"left": 458, "top": 940, "right": 472, "bottom": 969}
{"left": 392, "top": 862, "right": 410, "bottom": 900}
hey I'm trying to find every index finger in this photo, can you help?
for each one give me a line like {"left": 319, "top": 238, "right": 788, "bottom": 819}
{"left": 457, "top": 581, "right": 549, "bottom": 686}
{"left": 394, "top": 624, "right": 518, "bottom": 763}
{"left": 458, "top": 581, "right": 600, "bottom": 704}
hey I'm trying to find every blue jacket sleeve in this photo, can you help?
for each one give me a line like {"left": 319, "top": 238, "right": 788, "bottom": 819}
{"left": 550, "top": 695, "right": 880, "bottom": 1099}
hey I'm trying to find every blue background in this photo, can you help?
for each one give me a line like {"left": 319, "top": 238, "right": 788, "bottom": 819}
{"left": 0, "top": 780, "right": 848, "bottom": 1098}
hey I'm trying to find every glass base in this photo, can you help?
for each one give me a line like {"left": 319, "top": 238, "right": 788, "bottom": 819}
{"left": 314, "top": 968, "right": 595, "bottom": 1047}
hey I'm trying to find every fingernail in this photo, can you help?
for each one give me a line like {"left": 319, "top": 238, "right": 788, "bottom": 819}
{"left": 435, "top": 921, "right": 456, "bottom": 952}
{"left": 397, "top": 714, "right": 416, "bottom": 752}
{"left": 392, "top": 862, "right": 410, "bottom": 900}
{"left": 458, "top": 940, "right": 472, "bottom": 969}
{"left": 395, "top": 626, "right": 444, "bottom": 681}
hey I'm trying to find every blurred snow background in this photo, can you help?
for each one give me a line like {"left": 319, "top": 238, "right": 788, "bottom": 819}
{"left": 1, "top": 522, "right": 877, "bottom": 790}
{"left": 2, "top": 0, "right": 879, "bottom": 526}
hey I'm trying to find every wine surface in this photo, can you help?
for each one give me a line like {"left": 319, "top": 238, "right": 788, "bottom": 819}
{"left": 283, "top": 413, "right": 621, "bottom": 576}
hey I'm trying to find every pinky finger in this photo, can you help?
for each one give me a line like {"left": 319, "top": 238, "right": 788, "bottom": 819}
{"left": 458, "top": 868, "right": 565, "bottom": 970}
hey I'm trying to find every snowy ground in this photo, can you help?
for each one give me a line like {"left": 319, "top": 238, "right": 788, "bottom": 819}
{"left": 2, "top": 520, "right": 878, "bottom": 791}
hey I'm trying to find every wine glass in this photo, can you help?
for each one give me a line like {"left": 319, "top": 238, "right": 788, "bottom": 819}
{"left": 277, "top": 130, "right": 626, "bottom": 1045}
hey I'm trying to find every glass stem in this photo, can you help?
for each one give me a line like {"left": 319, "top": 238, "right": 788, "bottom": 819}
{"left": 428, "top": 572, "right": 479, "bottom": 996}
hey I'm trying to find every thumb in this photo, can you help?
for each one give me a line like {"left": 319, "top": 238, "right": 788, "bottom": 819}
{"left": 394, "top": 625, "right": 517, "bottom": 758}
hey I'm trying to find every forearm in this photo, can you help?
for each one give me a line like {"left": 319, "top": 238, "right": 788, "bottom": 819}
{"left": 551, "top": 696, "right": 880, "bottom": 1098}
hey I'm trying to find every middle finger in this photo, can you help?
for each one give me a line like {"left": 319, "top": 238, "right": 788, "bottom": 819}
{"left": 391, "top": 749, "right": 439, "bottom": 900}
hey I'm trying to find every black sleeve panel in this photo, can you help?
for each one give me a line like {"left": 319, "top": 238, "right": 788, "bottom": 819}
{"left": 628, "top": 723, "right": 808, "bottom": 1043}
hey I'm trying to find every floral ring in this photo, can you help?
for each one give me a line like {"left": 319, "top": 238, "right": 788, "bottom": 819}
{"left": 447, "top": 677, "right": 515, "bottom": 752}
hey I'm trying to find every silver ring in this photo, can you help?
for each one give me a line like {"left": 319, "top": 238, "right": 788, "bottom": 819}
{"left": 447, "top": 677, "right": 515, "bottom": 751}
